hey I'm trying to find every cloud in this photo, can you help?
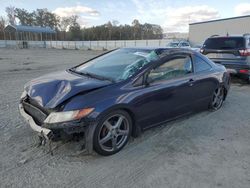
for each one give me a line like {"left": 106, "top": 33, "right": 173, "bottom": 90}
{"left": 53, "top": 5, "right": 100, "bottom": 27}
{"left": 235, "top": 3, "right": 250, "bottom": 16}
{"left": 164, "top": 5, "right": 220, "bottom": 32}
{"left": 131, "top": 0, "right": 167, "bottom": 22}
{"left": 53, "top": 5, "right": 100, "bottom": 17}
{"left": 131, "top": 0, "right": 219, "bottom": 32}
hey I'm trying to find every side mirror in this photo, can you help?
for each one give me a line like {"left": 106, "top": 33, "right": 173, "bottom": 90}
{"left": 132, "top": 76, "right": 144, "bottom": 87}
{"left": 133, "top": 73, "right": 151, "bottom": 87}
{"left": 144, "top": 72, "right": 152, "bottom": 87}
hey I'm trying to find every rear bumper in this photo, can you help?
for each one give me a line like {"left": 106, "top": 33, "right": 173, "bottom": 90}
{"left": 213, "top": 61, "right": 250, "bottom": 80}
{"left": 228, "top": 68, "right": 250, "bottom": 80}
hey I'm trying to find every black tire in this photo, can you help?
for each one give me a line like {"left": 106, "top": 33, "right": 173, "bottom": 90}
{"left": 209, "top": 86, "right": 225, "bottom": 111}
{"left": 93, "top": 110, "right": 132, "bottom": 156}
{"left": 246, "top": 78, "right": 250, "bottom": 84}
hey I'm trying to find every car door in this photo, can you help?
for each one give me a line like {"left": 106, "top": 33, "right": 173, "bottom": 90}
{"left": 133, "top": 53, "right": 197, "bottom": 129}
{"left": 190, "top": 54, "right": 218, "bottom": 111}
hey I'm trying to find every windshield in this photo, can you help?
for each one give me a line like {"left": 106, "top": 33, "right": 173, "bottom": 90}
{"left": 203, "top": 37, "right": 245, "bottom": 50}
{"left": 74, "top": 49, "right": 159, "bottom": 82}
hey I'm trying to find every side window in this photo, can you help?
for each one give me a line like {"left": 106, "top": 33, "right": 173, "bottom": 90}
{"left": 193, "top": 55, "right": 212, "bottom": 73}
{"left": 182, "top": 42, "right": 190, "bottom": 47}
{"left": 148, "top": 56, "right": 193, "bottom": 83}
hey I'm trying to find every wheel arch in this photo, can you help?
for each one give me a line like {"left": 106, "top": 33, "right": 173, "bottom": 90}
{"left": 221, "top": 72, "right": 231, "bottom": 100}
{"left": 118, "top": 107, "right": 139, "bottom": 138}
{"left": 97, "top": 104, "right": 140, "bottom": 138}
{"left": 222, "top": 85, "right": 228, "bottom": 100}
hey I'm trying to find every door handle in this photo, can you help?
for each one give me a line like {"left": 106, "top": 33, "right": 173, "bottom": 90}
{"left": 188, "top": 79, "right": 195, "bottom": 86}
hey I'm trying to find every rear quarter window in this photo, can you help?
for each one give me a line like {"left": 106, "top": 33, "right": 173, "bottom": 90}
{"left": 203, "top": 37, "right": 245, "bottom": 50}
{"left": 194, "top": 55, "right": 212, "bottom": 73}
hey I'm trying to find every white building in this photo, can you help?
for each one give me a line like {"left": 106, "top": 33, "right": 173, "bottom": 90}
{"left": 189, "top": 15, "right": 250, "bottom": 46}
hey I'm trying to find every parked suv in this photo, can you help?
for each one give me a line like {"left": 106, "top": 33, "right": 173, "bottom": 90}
{"left": 200, "top": 34, "right": 250, "bottom": 83}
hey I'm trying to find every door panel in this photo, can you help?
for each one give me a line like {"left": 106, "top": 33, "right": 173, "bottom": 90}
{"left": 132, "top": 82, "right": 175, "bottom": 128}
{"left": 188, "top": 74, "right": 217, "bottom": 111}
{"left": 131, "top": 54, "right": 196, "bottom": 129}
{"left": 191, "top": 55, "right": 219, "bottom": 110}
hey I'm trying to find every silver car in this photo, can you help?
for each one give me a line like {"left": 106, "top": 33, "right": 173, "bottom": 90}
{"left": 167, "top": 41, "right": 191, "bottom": 48}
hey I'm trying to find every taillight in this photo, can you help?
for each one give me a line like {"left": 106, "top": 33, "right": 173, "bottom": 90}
{"left": 239, "top": 49, "right": 250, "bottom": 56}
{"left": 239, "top": 69, "right": 249, "bottom": 74}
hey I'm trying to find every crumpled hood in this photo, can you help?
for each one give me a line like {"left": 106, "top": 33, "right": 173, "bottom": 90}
{"left": 24, "top": 70, "right": 111, "bottom": 109}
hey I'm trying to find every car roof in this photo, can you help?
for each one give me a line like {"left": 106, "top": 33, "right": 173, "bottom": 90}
{"left": 208, "top": 36, "right": 246, "bottom": 39}
{"left": 122, "top": 47, "right": 193, "bottom": 53}
{"left": 121, "top": 47, "right": 199, "bottom": 61}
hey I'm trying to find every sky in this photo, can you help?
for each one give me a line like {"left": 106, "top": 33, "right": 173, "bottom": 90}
{"left": 1, "top": 0, "right": 250, "bottom": 32}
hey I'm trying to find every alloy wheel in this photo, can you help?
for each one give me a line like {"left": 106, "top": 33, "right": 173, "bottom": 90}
{"left": 98, "top": 114, "right": 130, "bottom": 152}
{"left": 211, "top": 87, "right": 224, "bottom": 110}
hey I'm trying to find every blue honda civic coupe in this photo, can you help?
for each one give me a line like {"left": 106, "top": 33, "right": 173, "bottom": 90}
{"left": 19, "top": 48, "right": 230, "bottom": 155}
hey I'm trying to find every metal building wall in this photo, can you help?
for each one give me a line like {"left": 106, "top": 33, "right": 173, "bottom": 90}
{"left": 189, "top": 16, "right": 250, "bottom": 46}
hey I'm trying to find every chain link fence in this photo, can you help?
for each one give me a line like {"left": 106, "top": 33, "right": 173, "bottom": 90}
{"left": 0, "top": 31, "right": 182, "bottom": 50}
{"left": 0, "top": 39, "right": 174, "bottom": 50}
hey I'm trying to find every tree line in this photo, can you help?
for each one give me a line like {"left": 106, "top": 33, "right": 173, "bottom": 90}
{"left": 0, "top": 6, "right": 163, "bottom": 41}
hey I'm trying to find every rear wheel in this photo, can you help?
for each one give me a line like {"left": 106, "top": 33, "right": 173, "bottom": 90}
{"left": 246, "top": 78, "right": 250, "bottom": 84}
{"left": 93, "top": 110, "right": 132, "bottom": 156}
{"left": 210, "top": 87, "right": 225, "bottom": 111}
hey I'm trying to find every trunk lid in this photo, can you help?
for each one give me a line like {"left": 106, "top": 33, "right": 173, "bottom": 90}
{"left": 204, "top": 49, "right": 246, "bottom": 60}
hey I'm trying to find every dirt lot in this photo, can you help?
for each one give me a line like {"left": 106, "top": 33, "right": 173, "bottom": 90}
{"left": 0, "top": 48, "right": 250, "bottom": 188}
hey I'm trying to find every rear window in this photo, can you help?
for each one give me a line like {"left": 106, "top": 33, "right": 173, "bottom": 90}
{"left": 203, "top": 37, "right": 245, "bottom": 50}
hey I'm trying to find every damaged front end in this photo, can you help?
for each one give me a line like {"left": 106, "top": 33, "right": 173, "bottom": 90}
{"left": 19, "top": 71, "right": 113, "bottom": 154}
{"left": 19, "top": 92, "right": 99, "bottom": 154}
{"left": 19, "top": 91, "right": 98, "bottom": 155}
{"left": 19, "top": 91, "right": 53, "bottom": 139}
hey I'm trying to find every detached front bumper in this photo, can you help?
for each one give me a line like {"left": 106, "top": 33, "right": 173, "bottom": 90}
{"left": 19, "top": 103, "right": 53, "bottom": 139}
{"left": 19, "top": 92, "right": 98, "bottom": 154}
{"left": 19, "top": 101, "right": 92, "bottom": 140}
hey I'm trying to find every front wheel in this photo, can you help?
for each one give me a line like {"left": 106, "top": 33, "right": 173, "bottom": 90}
{"left": 93, "top": 110, "right": 132, "bottom": 156}
{"left": 210, "top": 87, "right": 225, "bottom": 111}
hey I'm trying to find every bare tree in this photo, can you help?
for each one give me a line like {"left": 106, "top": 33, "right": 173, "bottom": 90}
{"left": 15, "top": 8, "right": 34, "bottom": 26}
{"left": 132, "top": 19, "right": 140, "bottom": 39}
{"left": 0, "top": 16, "right": 6, "bottom": 31}
{"left": 33, "top": 9, "right": 59, "bottom": 29}
{"left": 105, "top": 21, "right": 113, "bottom": 40}
{"left": 112, "top": 20, "right": 119, "bottom": 27}
{"left": 132, "top": 19, "right": 140, "bottom": 27}
{"left": 5, "top": 6, "right": 16, "bottom": 25}
{"left": 59, "top": 17, "right": 71, "bottom": 31}
{"left": 68, "top": 15, "right": 81, "bottom": 41}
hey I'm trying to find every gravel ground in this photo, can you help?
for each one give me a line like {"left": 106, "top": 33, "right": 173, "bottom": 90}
{"left": 0, "top": 48, "right": 250, "bottom": 188}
